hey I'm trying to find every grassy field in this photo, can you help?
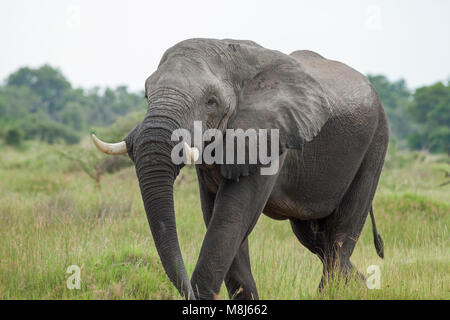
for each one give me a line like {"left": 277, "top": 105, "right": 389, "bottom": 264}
{"left": 0, "top": 140, "right": 448, "bottom": 299}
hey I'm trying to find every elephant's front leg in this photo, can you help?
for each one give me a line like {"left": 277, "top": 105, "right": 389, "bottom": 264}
{"left": 191, "top": 171, "right": 278, "bottom": 300}
{"left": 196, "top": 169, "right": 258, "bottom": 299}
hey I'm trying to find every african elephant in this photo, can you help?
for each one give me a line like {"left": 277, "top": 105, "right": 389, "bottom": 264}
{"left": 92, "top": 38, "right": 388, "bottom": 300}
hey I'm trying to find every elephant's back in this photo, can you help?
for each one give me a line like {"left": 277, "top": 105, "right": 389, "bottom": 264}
{"left": 289, "top": 50, "right": 377, "bottom": 117}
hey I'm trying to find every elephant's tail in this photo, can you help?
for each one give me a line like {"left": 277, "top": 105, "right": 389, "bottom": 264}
{"left": 370, "top": 205, "right": 384, "bottom": 258}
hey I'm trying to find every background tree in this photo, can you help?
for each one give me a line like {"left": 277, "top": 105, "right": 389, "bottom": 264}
{"left": 0, "top": 65, "right": 146, "bottom": 145}
{"left": 408, "top": 81, "right": 450, "bottom": 153}
{"left": 367, "top": 74, "right": 414, "bottom": 145}
{"left": 7, "top": 65, "right": 72, "bottom": 119}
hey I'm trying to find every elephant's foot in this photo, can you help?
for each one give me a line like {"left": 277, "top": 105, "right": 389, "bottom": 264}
{"left": 225, "top": 279, "right": 259, "bottom": 300}
{"left": 318, "top": 260, "right": 365, "bottom": 292}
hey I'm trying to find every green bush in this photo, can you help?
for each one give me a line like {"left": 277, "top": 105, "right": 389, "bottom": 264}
{"left": 23, "top": 118, "right": 80, "bottom": 145}
{"left": 5, "top": 127, "right": 24, "bottom": 146}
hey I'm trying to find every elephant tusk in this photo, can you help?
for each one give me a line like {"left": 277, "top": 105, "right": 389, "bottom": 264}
{"left": 184, "top": 142, "right": 199, "bottom": 164}
{"left": 91, "top": 134, "right": 127, "bottom": 155}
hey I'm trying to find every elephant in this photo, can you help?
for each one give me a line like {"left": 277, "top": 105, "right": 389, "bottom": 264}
{"left": 92, "top": 38, "right": 388, "bottom": 300}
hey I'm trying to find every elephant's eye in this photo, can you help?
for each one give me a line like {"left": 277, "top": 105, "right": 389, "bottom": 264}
{"left": 206, "top": 96, "right": 218, "bottom": 106}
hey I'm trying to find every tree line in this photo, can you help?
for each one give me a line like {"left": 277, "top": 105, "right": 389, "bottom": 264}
{"left": 368, "top": 75, "right": 449, "bottom": 153}
{"left": 0, "top": 65, "right": 146, "bottom": 145}
{"left": 0, "top": 65, "right": 448, "bottom": 153}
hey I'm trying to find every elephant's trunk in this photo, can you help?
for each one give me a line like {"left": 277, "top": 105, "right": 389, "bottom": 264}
{"left": 134, "top": 115, "right": 195, "bottom": 300}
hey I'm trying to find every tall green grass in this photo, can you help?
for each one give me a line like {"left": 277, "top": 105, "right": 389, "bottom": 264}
{"left": 0, "top": 141, "right": 448, "bottom": 299}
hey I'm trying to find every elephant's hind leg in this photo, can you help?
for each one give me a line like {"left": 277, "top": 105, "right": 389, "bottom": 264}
{"left": 317, "top": 113, "right": 388, "bottom": 288}
{"left": 289, "top": 217, "right": 357, "bottom": 289}
{"left": 290, "top": 118, "right": 388, "bottom": 291}
{"left": 290, "top": 166, "right": 373, "bottom": 291}
{"left": 319, "top": 162, "right": 377, "bottom": 288}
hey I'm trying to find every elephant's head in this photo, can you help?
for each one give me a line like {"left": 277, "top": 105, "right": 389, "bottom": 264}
{"left": 92, "top": 38, "right": 330, "bottom": 299}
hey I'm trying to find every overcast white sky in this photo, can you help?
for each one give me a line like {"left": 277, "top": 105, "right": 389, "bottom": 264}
{"left": 1, "top": 0, "right": 449, "bottom": 92}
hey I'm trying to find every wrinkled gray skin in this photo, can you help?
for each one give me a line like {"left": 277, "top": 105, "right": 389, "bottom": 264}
{"left": 123, "top": 38, "right": 388, "bottom": 300}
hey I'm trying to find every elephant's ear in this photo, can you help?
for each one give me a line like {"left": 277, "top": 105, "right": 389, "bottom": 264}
{"left": 220, "top": 54, "right": 332, "bottom": 180}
